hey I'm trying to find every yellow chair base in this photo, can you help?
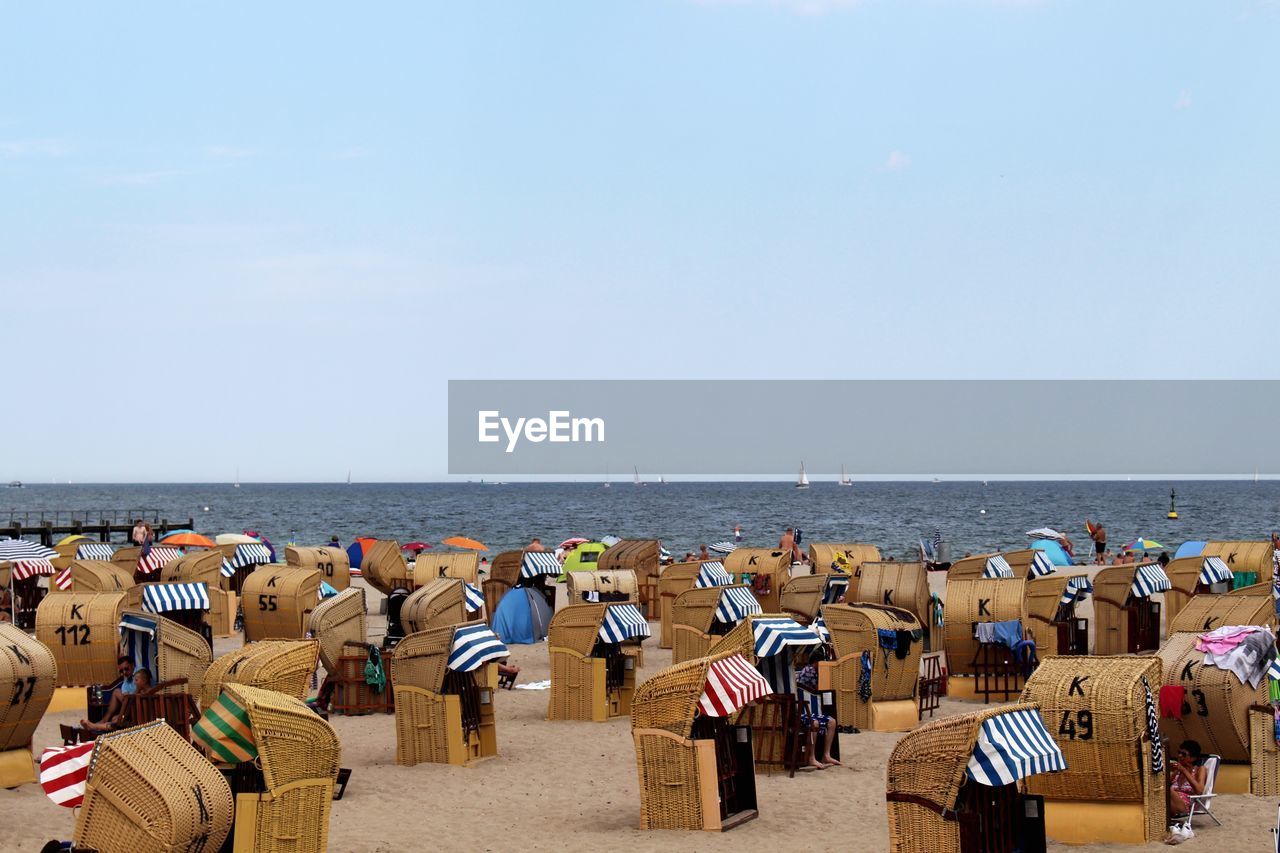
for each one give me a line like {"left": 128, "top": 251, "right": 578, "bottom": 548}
{"left": 0, "top": 747, "right": 36, "bottom": 789}
{"left": 47, "top": 686, "right": 87, "bottom": 713}
{"left": 944, "top": 676, "right": 981, "bottom": 702}
{"left": 869, "top": 700, "right": 918, "bottom": 732}
{"left": 1044, "top": 800, "right": 1150, "bottom": 845}
{"left": 1218, "top": 762, "right": 1249, "bottom": 794}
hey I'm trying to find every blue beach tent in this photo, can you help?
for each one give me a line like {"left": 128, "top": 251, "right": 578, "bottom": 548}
{"left": 1029, "top": 539, "right": 1073, "bottom": 566}
{"left": 1175, "top": 541, "right": 1207, "bottom": 559}
{"left": 492, "top": 587, "right": 553, "bottom": 645}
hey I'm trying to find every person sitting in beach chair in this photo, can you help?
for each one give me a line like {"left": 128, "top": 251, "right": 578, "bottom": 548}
{"left": 80, "top": 667, "right": 152, "bottom": 733}
{"left": 795, "top": 650, "right": 840, "bottom": 770}
{"left": 1168, "top": 739, "right": 1209, "bottom": 817}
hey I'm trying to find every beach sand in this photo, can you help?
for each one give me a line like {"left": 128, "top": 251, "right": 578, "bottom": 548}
{"left": 3, "top": 581, "right": 1275, "bottom": 852}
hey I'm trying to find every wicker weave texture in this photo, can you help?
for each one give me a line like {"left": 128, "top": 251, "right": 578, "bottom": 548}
{"left": 160, "top": 550, "right": 225, "bottom": 587}
{"left": 1157, "top": 631, "right": 1262, "bottom": 762}
{"left": 390, "top": 626, "right": 455, "bottom": 693}
{"left": 658, "top": 564, "right": 701, "bottom": 649}
{"left": 824, "top": 604, "right": 922, "bottom": 729}
{"left": 807, "top": 543, "right": 880, "bottom": 580}
{"left": 1024, "top": 575, "right": 1074, "bottom": 657}
{"left": 633, "top": 727, "right": 704, "bottom": 830}
{"left": 402, "top": 579, "right": 470, "bottom": 634}
{"left": 73, "top": 721, "right": 234, "bottom": 853}
{"left": 360, "top": 539, "right": 411, "bottom": 596}
{"left": 779, "top": 575, "right": 827, "bottom": 623}
{"left": 670, "top": 587, "right": 730, "bottom": 665}
{"left": 942, "top": 578, "right": 1027, "bottom": 677}
{"left": 138, "top": 610, "right": 213, "bottom": 696}
{"left": 852, "top": 562, "right": 930, "bottom": 630}
{"left": 723, "top": 548, "right": 790, "bottom": 613}
{"left": 0, "top": 622, "right": 56, "bottom": 751}
{"left": 285, "top": 546, "right": 351, "bottom": 592}
{"left": 308, "top": 587, "right": 367, "bottom": 674}
{"left": 200, "top": 641, "right": 319, "bottom": 708}
{"left": 1249, "top": 707, "right": 1280, "bottom": 796}
{"left": 62, "top": 560, "right": 135, "bottom": 593}
{"left": 35, "top": 592, "right": 126, "bottom": 687}
{"left": 395, "top": 685, "right": 452, "bottom": 765}
{"left": 241, "top": 567, "right": 321, "bottom": 641}
{"left": 412, "top": 552, "right": 481, "bottom": 585}
{"left": 1092, "top": 566, "right": 1139, "bottom": 656}
{"left": 1167, "top": 593, "right": 1274, "bottom": 634}
{"left": 1203, "top": 540, "right": 1275, "bottom": 583}
{"left": 566, "top": 570, "right": 639, "bottom": 603}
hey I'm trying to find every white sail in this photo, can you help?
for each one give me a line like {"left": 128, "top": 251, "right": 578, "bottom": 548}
{"left": 795, "top": 462, "right": 810, "bottom": 489}
{"left": 634, "top": 466, "right": 646, "bottom": 486}
{"left": 838, "top": 464, "right": 852, "bottom": 486}
{"left": 234, "top": 467, "right": 240, "bottom": 488}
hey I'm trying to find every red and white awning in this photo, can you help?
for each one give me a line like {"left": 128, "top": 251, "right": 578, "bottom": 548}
{"left": 10, "top": 559, "right": 56, "bottom": 581}
{"left": 137, "top": 546, "right": 183, "bottom": 575}
{"left": 697, "top": 654, "right": 772, "bottom": 717}
{"left": 40, "top": 742, "right": 94, "bottom": 808}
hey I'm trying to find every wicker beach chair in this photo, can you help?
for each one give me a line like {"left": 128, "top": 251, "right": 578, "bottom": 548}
{"left": 547, "top": 602, "right": 648, "bottom": 722}
{"left": 285, "top": 545, "right": 352, "bottom": 592}
{"left": 0, "top": 623, "right": 56, "bottom": 787}
{"left": 671, "top": 585, "right": 761, "bottom": 665}
{"left": 481, "top": 550, "right": 523, "bottom": 625}
{"left": 1019, "top": 656, "right": 1166, "bottom": 843}
{"left": 657, "top": 563, "right": 702, "bottom": 649}
{"left": 822, "top": 603, "right": 923, "bottom": 731}
{"left": 807, "top": 542, "right": 880, "bottom": 582}
{"left": 942, "top": 577, "right": 1027, "bottom": 680}
{"left": 723, "top": 548, "right": 791, "bottom": 614}
{"left": 412, "top": 552, "right": 482, "bottom": 585}
{"left": 73, "top": 720, "right": 235, "bottom": 853}
{"left": 391, "top": 624, "right": 506, "bottom": 766}
{"left": 55, "top": 559, "right": 135, "bottom": 594}
{"left": 240, "top": 566, "right": 321, "bottom": 641}
{"left": 1093, "top": 564, "right": 1167, "bottom": 655}
{"left": 1023, "top": 575, "right": 1090, "bottom": 657}
{"left": 778, "top": 575, "right": 828, "bottom": 624}
{"left": 631, "top": 652, "right": 767, "bottom": 831}
{"left": 851, "top": 561, "right": 931, "bottom": 637}
{"left": 597, "top": 540, "right": 663, "bottom": 618}
{"left": 200, "top": 640, "right": 319, "bottom": 709}
{"left": 402, "top": 577, "right": 479, "bottom": 634}
{"left": 308, "top": 587, "right": 367, "bottom": 675}
{"left": 360, "top": 539, "right": 413, "bottom": 596}
{"left": 35, "top": 591, "right": 128, "bottom": 687}
{"left": 886, "top": 703, "right": 1063, "bottom": 853}
{"left": 1167, "top": 586, "right": 1275, "bottom": 633}
{"left": 1202, "top": 540, "right": 1275, "bottom": 588}
{"left": 565, "top": 569, "right": 639, "bottom": 604}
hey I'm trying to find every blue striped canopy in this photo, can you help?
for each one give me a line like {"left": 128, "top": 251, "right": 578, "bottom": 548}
{"left": 142, "top": 582, "right": 210, "bottom": 613}
{"left": 464, "top": 582, "right": 485, "bottom": 612}
{"left": 1058, "top": 576, "right": 1094, "bottom": 607}
{"left": 520, "top": 552, "right": 562, "bottom": 579}
{"left": 695, "top": 561, "right": 733, "bottom": 588}
{"left": 118, "top": 612, "right": 159, "bottom": 671}
{"left": 447, "top": 624, "right": 509, "bottom": 672}
{"left": 599, "top": 604, "right": 650, "bottom": 643}
{"left": 1130, "top": 563, "right": 1172, "bottom": 599}
{"left": 1267, "top": 656, "right": 1280, "bottom": 682}
{"left": 984, "top": 555, "right": 1015, "bottom": 579}
{"left": 813, "top": 615, "right": 831, "bottom": 644}
{"left": 1029, "top": 551, "right": 1056, "bottom": 578}
{"left": 757, "top": 654, "right": 794, "bottom": 694}
{"left": 714, "top": 586, "right": 762, "bottom": 624}
{"left": 1199, "top": 556, "right": 1233, "bottom": 586}
{"left": 751, "top": 616, "right": 821, "bottom": 657}
{"left": 221, "top": 542, "right": 273, "bottom": 577}
{"left": 708, "top": 542, "right": 738, "bottom": 555}
{"left": 75, "top": 542, "right": 115, "bottom": 561}
{"left": 822, "top": 576, "right": 849, "bottom": 604}
{"left": 966, "top": 707, "right": 1067, "bottom": 786}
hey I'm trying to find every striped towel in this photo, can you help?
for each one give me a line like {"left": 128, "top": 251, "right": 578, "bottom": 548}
{"left": 40, "top": 742, "right": 95, "bottom": 808}
{"left": 193, "top": 692, "right": 257, "bottom": 763}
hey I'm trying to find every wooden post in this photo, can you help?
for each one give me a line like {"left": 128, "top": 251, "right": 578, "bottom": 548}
{"left": 40, "top": 522, "right": 53, "bottom": 547}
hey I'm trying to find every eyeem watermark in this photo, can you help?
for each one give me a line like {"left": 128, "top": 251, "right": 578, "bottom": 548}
{"left": 477, "top": 410, "right": 605, "bottom": 453}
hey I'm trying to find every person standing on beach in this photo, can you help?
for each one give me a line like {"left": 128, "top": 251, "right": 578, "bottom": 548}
{"left": 779, "top": 527, "right": 801, "bottom": 564}
{"left": 527, "top": 537, "right": 545, "bottom": 552}
{"left": 131, "top": 519, "right": 147, "bottom": 546}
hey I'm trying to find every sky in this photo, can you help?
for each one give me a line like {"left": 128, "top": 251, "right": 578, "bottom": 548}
{"left": 2, "top": 1, "right": 1277, "bottom": 482}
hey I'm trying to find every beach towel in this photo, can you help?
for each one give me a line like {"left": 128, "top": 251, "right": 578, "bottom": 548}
{"left": 1200, "top": 627, "right": 1276, "bottom": 689}
{"left": 858, "top": 651, "right": 872, "bottom": 702}
{"left": 364, "top": 646, "right": 386, "bottom": 694}
{"left": 1159, "top": 685, "right": 1185, "bottom": 720}
{"left": 894, "top": 629, "right": 913, "bottom": 660}
{"left": 1141, "top": 676, "right": 1163, "bottom": 773}
{"left": 992, "top": 620, "right": 1023, "bottom": 651}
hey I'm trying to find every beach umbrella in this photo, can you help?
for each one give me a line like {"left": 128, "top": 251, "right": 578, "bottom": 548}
{"left": 346, "top": 537, "right": 377, "bottom": 569}
{"left": 215, "top": 533, "right": 260, "bottom": 545}
{"left": 558, "top": 537, "right": 588, "bottom": 550}
{"left": 1123, "top": 537, "right": 1164, "bottom": 553}
{"left": 242, "top": 530, "right": 275, "bottom": 561}
{"left": 56, "top": 534, "right": 92, "bottom": 546}
{"left": 162, "top": 532, "right": 215, "bottom": 548}
{"left": 0, "top": 538, "right": 58, "bottom": 561}
{"left": 1025, "top": 527, "right": 1066, "bottom": 541}
{"left": 708, "top": 541, "right": 738, "bottom": 555}
{"left": 159, "top": 528, "right": 197, "bottom": 538}
{"left": 442, "top": 536, "right": 488, "bottom": 551}
{"left": 401, "top": 542, "right": 432, "bottom": 552}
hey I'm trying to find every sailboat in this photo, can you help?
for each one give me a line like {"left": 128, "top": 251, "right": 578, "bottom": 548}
{"left": 838, "top": 465, "right": 853, "bottom": 487}
{"left": 795, "top": 462, "right": 810, "bottom": 489}
{"left": 234, "top": 468, "right": 240, "bottom": 489}
{"left": 633, "top": 466, "right": 646, "bottom": 486}
{"left": 1255, "top": 468, "right": 1260, "bottom": 485}
{"left": 659, "top": 475, "right": 667, "bottom": 485}
{"left": 346, "top": 470, "right": 352, "bottom": 485}
{"left": 603, "top": 467, "right": 611, "bottom": 489}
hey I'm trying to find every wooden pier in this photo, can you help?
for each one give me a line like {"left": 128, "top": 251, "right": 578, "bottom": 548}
{"left": 1, "top": 509, "right": 195, "bottom": 546}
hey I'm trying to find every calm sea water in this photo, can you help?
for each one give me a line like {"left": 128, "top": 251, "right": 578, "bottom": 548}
{"left": 4, "top": 481, "right": 1279, "bottom": 558}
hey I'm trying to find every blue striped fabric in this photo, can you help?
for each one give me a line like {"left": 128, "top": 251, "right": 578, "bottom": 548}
{"left": 822, "top": 576, "right": 849, "bottom": 604}
{"left": 1029, "top": 551, "right": 1056, "bottom": 578}
{"left": 520, "top": 552, "right": 562, "bottom": 578}
{"left": 1267, "top": 656, "right": 1280, "bottom": 682}
{"left": 1130, "top": 563, "right": 1172, "bottom": 599}
{"left": 714, "top": 586, "right": 762, "bottom": 624}
{"left": 141, "top": 582, "right": 210, "bottom": 613}
{"left": 757, "top": 653, "right": 793, "bottom": 695}
{"left": 221, "top": 542, "right": 272, "bottom": 577}
{"left": 751, "top": 617, "right": 822, "bottom": 657}
{"left": 1058, "top": 576, "right": 1094, "bottom": 607}
{"left": 966, "top": 707, "right": 1067, "bottom": 786}
{"left": 464, "top": 582, "right": 485, "bottom": 612}
{"left": 708, "top": 542, "right": 737, "bottom": 555}
{"left": 1199, "top": 556, "right": 1233, "bottom": 586}
{"left": 813, "top": 615, "right": 831, "bottom": 643}
{"left": 984, "top": 555, "right": 1015, "bottom": 579}
{"left": 447, "top": 624, "right": 509, "bottom": 672}
{"left": 118, "top": 612, "right": 159, "bottom": 671}
{"left": 598, "top": 604, "right": 650, "bottom": 643}
{"left": 695, "top": 561, "right": 733, "bottom": 588}
{"left": 75, "top": 543, "right": 116, "bottom": 561}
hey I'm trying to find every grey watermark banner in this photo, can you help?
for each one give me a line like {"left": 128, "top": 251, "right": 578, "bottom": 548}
{"left": 448, "top": 380, "right": 1280, "bottom": 476}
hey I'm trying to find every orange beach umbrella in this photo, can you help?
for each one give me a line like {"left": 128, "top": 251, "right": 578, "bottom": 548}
{"left": 161, "top": 532, "right": 215, "bottom": 548}
{"left": 441, "top": 536, "right": 488, "bottom": 551}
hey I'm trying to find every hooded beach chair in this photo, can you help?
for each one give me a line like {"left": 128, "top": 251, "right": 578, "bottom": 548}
{"left": 547, "top": 602, "right": 649, "bottom": 721}
{"left": 0, "top": 623, "right": 56, "bottom": 788}
{"left": 201, "top": 640, "right": 319, "bottom": 709}
{"left": 670, "top": 584, "right": 762, "bottom": 664}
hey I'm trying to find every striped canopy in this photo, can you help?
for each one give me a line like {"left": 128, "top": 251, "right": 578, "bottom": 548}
{"left": 220, "top": 542, "right": 273, "bottom": 578}
{"left": 708, "top": 541, "right": 738, "bottom": 555}
{"left": 447, "top": 624, "right": 509, "bottom": 672}
{"left": 599, "top": 604, "right": 651, "bottom": 643}
{"left": 193, "top": 691, "right": 258, "bottom": 763}
{"left": 40, "top": 742, "right": 94, "bottom": 808}
{"left": 137, "top": 546, "right": 183, "bottom": 575}
{"left": 714, "top": 586, "right": 762, "bottom": 624}
{"left": 52, "top": 567, "right": 73, "bottom": 590}
{"left": 1029, "top": 551, "right": 1056, "bottom": 578}
{"left": 1267, "top": 656, "right": 1280, "bottom": 683}
{"left": 698, "top": 654, "right": 772, "bottom": 717}
{"left": 142, "top": 582, "right": 210, "bottom": 613}
{"left": 822, "top": 575, "right": 849, "bottom": 604}
{"left": 984, "top": 555, "right": 1015, "bottom": 579}
{"left": 1058, "top": 576, "right": 1094, "bottom": 607}
{"left": 520, "top": 552, "right": 562, "bottom": 579}
{"left": 1199, "top": 556, "right": 1234, "bottom": 586}
{"left": 813, "top": 615, "right": 831, "bottom": 644}
{"left": 75, "top": 542, "right": 116, "bottom": 561}
{"left": 119, "top": 612, "right": 159, "bottom": 673}
{"left": 1130, "top": 563, "right": 1172, "bottom": 599}
{"left": 751, "top": 616, "right": 822, "bottom": 657}
{"left": 695, "top": 561, "right": 733, "bottom": 588}
{"left": 0, "top": 538, "right": 57, "bottom": 561}
{"left": 966, "top": 707, "right": 1067, "bottom": 787}
{"left": 464, "top": 582, "right": 485, "bottom": 612}
{"left": 10, "top": 559, "right": 56, "bottom": 581}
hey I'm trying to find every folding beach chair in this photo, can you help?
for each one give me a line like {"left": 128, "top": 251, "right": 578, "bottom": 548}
{"left": 1181, "top": 753, "right": 1222, "bottom": 829}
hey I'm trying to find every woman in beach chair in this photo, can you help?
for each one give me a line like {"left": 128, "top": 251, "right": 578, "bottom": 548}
{"left": 1169, "top": 739, "right": 1209, "bottom": 817}
{"left": 80, "top": 667, "right": 152, "bottom": 733}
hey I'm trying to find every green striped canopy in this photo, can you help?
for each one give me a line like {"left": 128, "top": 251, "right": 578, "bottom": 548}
{"left": 193, "top": 692, "right": 257, "bottom": 763}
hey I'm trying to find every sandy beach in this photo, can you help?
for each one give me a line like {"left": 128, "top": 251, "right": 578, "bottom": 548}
{"left": 2, "top": 578, "right": 1275, "bottom": 853}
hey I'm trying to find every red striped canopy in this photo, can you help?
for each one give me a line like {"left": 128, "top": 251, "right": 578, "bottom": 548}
{"left": 10, "top": 559, "right": 57, "bottom": 581}
{"left": 53, "top": 568, "right": 73, "bottom": 590}
{"left": 137, "top": 546, "right": 183, "bottom": 575}
{"left": 697, "top": 654, "right": 771, "bottom": 717}
{"left": 40, "top": 742, "right": 94, "bottom": 808}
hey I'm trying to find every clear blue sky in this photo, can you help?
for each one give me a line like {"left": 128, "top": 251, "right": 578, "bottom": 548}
{"left": 3, "top": 1, "right": 1276, "bottom": 481}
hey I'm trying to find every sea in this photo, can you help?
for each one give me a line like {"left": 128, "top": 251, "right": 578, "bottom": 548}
{"left": 4, "top": 481, "right": 1278, "bottom": 558}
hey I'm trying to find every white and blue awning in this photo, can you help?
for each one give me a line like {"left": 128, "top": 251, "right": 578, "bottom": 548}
{"left": 751, "top": 616, "right": 822, "bottom": 657}
{"left": 75, "top": 543, "right": 115, "bottom": 561}
{"left": 1267, "top": 656, "right": 1280, "bottom": 682}
{"left": 118, "top": 612, "right": 160, "bottom": 671}
{"left": 984, "top": 555, "right": 1015, "bottom": 579}
{"left": 1029, "top": 551, "right": 1056, "bottom": 578}
{"left": 119, "top": 611, "right": 159, "bottom": 637}
{"left": 695, "top": 561, "right": 733, "bottom": 588}
{"left": 822, "top": 575, "right": 849, "bottom": 604}
{"left": 1199, "top": 556, "right": 1233, "bottom": 586}
{"left": 813, "top": 615, "right": 831, "bottom": 644}
{"left": 520, "top": 552, "right": 562, "bottom": 579}
{"left": 141, "top": 582, "right": 210, "bottom": 613}
{"left": 464, "top": 582, "right": 485, "bottom": 612}
{"left": 220, "top": 542, "right": 273, "bottom": 577}
{"left": 708, "top": 541, "right": 738, "bottom": 555}
{"left": 0, "top": 538, "right": 57, "bottom": 561}
{"left": 599, "top": 604, "right": 651, "bottom": 643}
{"left": 447, "top": 623, "right": 509, "bottom": 672}
{"left": 966, "top": 707, "right": 1067, "bottom": 787}
{"left": 1059, "top": 576, "right": 1094, "bottom": 607}
{"left": 1131, "top": 563, "right": 1172, "bottom": 599}
{"left": 714, "top": 586, "right": 762, "bottom": 624}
